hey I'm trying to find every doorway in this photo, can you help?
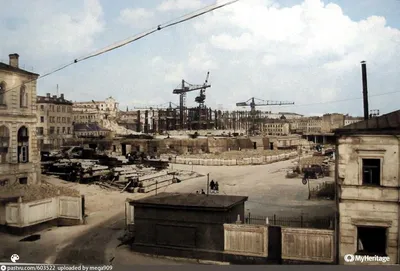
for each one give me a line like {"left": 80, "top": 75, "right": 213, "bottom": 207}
{"left": 270, "top": 142, "right": 274, "bottom": 150}
{"left": 253, "top": 142, "right": 257, "bottom": 149}
{"left": 121, "top": 144, "right": 127, "bottom": 156}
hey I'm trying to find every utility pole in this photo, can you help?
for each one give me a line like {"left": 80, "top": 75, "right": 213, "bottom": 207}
{"left": 207, "top": 173, "right": 210, "bottom": 195}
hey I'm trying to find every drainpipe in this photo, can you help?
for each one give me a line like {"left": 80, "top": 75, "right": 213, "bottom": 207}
{"left": 334, "top": 134, "right": 340, "bottom": 265}
{"left": 395, "top": 135, "right": 400, "bottom": 264}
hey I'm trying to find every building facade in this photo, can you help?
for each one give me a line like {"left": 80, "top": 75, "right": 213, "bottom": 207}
{"left": 36, "top": 93, "right": 73, "bottom": 150}
{"left": 73, "top": 96, "right": 119, "bottom": 118}
{"left": 0, "top": 54, "right": 41, "bottom": 185}
{"left": 322, "top": 113, "right": 345, "bottom": 133}
{"left": 263, "top": 119, "right": 290, "bottom": 135}
{"left": 335, "top": 110, "right": 400, "bottom": 265}
{"left": 344, "top": 115, "right": 364, "bottom": 126}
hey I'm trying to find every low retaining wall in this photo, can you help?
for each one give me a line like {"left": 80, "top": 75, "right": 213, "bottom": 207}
{"left": 161, "top": 152, "right": 298, "bottom": 166}
{"left": 3, "top": 195, "right": 83, "bottom": 229}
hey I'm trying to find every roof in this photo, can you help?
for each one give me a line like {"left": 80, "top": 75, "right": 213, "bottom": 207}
{"left": 37, "top": 95, "right": 73, "bottom": 105}
{"left": 130, "top": 192, "right": 248, "bottom": 211}
{"left": 335, "top": 110, "right": 400, "bottom": 135}
{"left": 73, "top": 123, "right": 110, "bottom": 132}
{"left": 0, "top": 62, "right": 39, "bottom": 77}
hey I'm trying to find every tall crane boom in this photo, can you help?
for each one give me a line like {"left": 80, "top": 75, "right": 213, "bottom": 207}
{"left": 236, "top": 97, "right": 295, "bottom": 135}
{"left": 172, "top": 72, "right": 211, "bottom": 130}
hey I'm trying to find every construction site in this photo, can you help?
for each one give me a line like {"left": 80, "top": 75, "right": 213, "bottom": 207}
{"left": 116, "top": 71, "right": 295, "bottom": 135}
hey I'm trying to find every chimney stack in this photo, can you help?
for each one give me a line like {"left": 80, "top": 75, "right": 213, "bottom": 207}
{"left": 60, "top": 94, "right": 64, "bottom": 99}
{"left": 46, "top": 93, "right": 51, "bottom": 98}
{"left": 361, "top": 61, "right": 369, "bottom": 121}
{"left": 9, "top": 53, "right": 19, "bottom": 68}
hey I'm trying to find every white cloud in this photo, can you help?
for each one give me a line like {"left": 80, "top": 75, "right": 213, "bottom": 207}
{"left": 118, "top": 8, "right": 155, "bottom": 28}
{"left": 187, "top": 0, "right": 400, "bottom": 111}
{"left": 157, "top": 0, "right": 203, "bottom": 11}
{"left": 0, "top": 0, "right": 104, "bottom": 58}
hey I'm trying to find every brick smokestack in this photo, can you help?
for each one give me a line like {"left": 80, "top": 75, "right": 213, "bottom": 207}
{"left": 9, "top": 53, "right": 19, "bottom": 68}
{"left": 361, "top": 61, "right": 369, "bottom": 121}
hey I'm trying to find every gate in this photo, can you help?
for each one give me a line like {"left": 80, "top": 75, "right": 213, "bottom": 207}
{"left": 268, "top": 226, "right": 282, "bottom": 263}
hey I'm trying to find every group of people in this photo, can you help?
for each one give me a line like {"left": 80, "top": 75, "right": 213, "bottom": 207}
{"left": 196, "top": 180, "right": 220, "bottom": 195}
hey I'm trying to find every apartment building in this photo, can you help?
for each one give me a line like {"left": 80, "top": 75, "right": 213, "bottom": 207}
{"left": 335, "top": 110, "right": 400, "bottom": 265}
{"left": 322, "top": 113, "right": 345, "bottom": 133}
{"left": 36, "top": 93, "right": 73, "bottom": 150}
{"left": 263, "top": 119, "right": 290, "bottom": 135}
{"left": 291, "top": 116, "right": 322, "bottom": 134}
{"left": 0, "top": 54, "right": 41, "bottom": 185}
{"left": 73, "top": 96, "right": 119, "bottom": 118}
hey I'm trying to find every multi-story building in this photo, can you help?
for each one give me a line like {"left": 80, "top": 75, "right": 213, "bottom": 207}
{"left": 321, "top": 113, "right": 345, "bottom": 133}
{"left": 0, "top": 53, "right": 40, "bottom": 185}
{"left": 335, "top": 110, "right": 400, "bottom": 265}
{"left": 36, "top": 93, "right": 73, "bottom": 150}
{"left": 73, "top": 110, "right": 101, "bottom": 124}
{"left": 291, "top": 116, "right": 322, "bottom": 134}
{"left": 73, "top": 96, "right": 119, "bottom": 118}
{"left": 344, "top": 115, "right": 364, "bottom": 126}
{"left": 263, "top": 119, "right": 290, "bottom": 135}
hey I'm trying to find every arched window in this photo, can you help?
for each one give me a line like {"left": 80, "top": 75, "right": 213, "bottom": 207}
{"left": 0, "top": 125, "right": 10, "bottom": 163}
{"left": 17, "top": 126, "right": 29, "bottom": 163}
{"left": 0, "top": 81, "right": 6, "bottom": 105}
{"left": 20, "top": 85, "right": 28, "bottom": 107}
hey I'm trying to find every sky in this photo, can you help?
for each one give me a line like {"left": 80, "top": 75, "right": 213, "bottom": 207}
{"left": 0, "top": 0, "right": 399, "bottom": 116}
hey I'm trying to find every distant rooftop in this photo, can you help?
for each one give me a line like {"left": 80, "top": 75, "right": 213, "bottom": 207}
{"left": 0, "top": 54, "right": 39, "bottom": 77}
{"left": 37, "top": 93, "right": 72, "bottom": 105}
{"left": 335, "top": 110, "right": 400, "bottom": 135}
{"left": 130, "top": 192, "right": 248, "bottom": 211}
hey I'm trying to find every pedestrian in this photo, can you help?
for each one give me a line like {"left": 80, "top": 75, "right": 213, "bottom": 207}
{"left": 210, "top": 180, "right": 215, "bottom": 192}
{"left": 215, "top": 182, "right": 219, "bottom": 193}
{"left": 201, "top": 189, "right": 205, "bottom": 194}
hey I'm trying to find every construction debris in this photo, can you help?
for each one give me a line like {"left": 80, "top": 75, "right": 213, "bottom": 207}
{"left": 40, "top": 146, "right": 201, "bottom": 194}
{"left": 180, "top": 149, "right": 290, "bottom": 160}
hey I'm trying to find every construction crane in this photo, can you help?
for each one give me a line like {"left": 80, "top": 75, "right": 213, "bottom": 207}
{"left": 173, "top": 72, "right": 211, "bottom": 130}
{"left": 193, "top": 72, "right": 211, "bottom": 130}
{"left": 236, "top": 97, "right": 295, "bottom": 135}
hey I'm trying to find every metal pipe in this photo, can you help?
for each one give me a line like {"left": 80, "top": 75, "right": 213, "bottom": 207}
{"left": 361, "top": 61, "right": 369, "bottom": 121}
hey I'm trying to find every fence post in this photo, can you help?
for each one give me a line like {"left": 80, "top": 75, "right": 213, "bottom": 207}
{"left": 248, "top": 212, "right": 251, "bottom": 224}
{"left": 300, "top": 214, "right": 303, "bottom": 227}
{"left": 273, "top": 214, "right": 276, "bottom": 225}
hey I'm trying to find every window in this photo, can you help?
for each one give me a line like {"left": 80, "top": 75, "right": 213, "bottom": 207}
{"left": 357, "top": 226, "right": 387, "bottom": 256}
{"left": 40, "top": 105, "right": 44, "bottom": 110}
{"left": 17, "top": 126, "right": 29, "bottom": 163}
{"left": 0, "top": 125, "right": 10, "bottom": 163}
{"left": 20, "top": 85, "right": 28, "bottom": 107}
{"left": 362, "top": 159, "right": 381, "bottom": 186}
{"left": 62, "top": 127, "right": 65, "bottom": 134}
{"left": 57, "top": 106, "right": 60, "bottom": 112}
{"left": 62, "top": 106, "right": 65, "bottom": 112}
{"left": 40, "top": 116, "right": 44, "bottom": 123}
{"left": 0, "top": 179, "right": 9, "bottom": 186}
{"left": 36, "top": 127, "right": 44, "bottom": 135}
{"left": 62, "top": 117, "right": 65, "bottom": 123}
{"left": 56, "top": 127, "right": 60, "bottom": 134}
{"left": 50, "top": 127, "right": 55, "bottom": 134}
{"left": 67, "top": 127, "right": 71, "bottom": 134}
{"left": 19, "top": 177, "right": 28, "bottom": 185}
{"left": 0, "top": 81, "right": 6, "bottom": 105}
{"left": 57, "top": 117, "right": 61, "bottom": 123}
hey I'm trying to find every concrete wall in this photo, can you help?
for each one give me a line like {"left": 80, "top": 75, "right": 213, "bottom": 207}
{"left": 281, "top": 228, "right": 335, "bottom": 263}
{"left": 224, "top": 224, "right": 268, "bottom": 257}
{"left": 2, "top": 196, "right": 82, "bottom": 228}
{"left": 162, "top": 151, "right": 298, "bottom": 166}
{"left": 337, "top": 134, "right": 400, "bottom": 265}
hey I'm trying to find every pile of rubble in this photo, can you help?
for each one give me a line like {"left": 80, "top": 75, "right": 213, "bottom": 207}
{"left": 181, "top": 149, "right": 291, "bottom": 159}
{"left": 0, "top": 183, "right": 80, "bottom": 203}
